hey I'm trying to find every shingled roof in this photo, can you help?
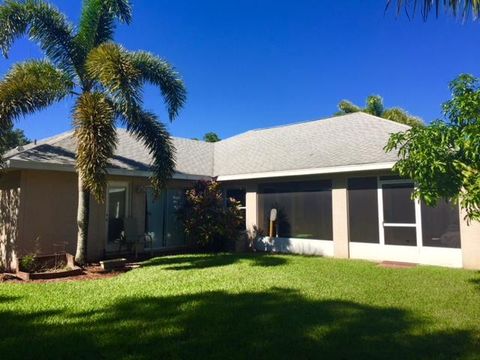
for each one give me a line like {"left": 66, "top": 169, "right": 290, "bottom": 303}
{"left": 3, "top": 112, "right": 408, "bottom": 179}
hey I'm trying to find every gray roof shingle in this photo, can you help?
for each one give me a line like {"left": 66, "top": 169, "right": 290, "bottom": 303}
{"left": 213, "top": 112, "right": 409, "bottom": 176}
{"left": 5, "top": 129, "right": 215, "bottom": 177}
{"left": 4, "top": 113, "right": 408, "bottom": 178}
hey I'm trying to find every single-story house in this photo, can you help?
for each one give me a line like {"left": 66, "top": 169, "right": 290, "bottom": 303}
{"left": 1, "top": 112, "right": 479, "bottom": 270}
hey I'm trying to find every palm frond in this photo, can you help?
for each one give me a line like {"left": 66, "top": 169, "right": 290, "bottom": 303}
{"left": 0, "top": 0, "right": 78, "bottom": 75}
{"left": 131, "top": 51, "right": 187, "bottom": 121}
{"left": 122, "top": 107, "right": 176, "bottom": 193}
{"left": 337, "top": 100, "right": 361, "bottom": 114}
{"left": 0, "top": 60, "right": 73, "bottom": 126}
{"left": 75, "top": 0, "right": 131, "bottom": 67}
{"left": 73, "top": 92, "right": 117, "bottom": 202}
{"left": 388, "top": 0, "right": 480, "bottom": 20}
{"left": 383, "top": 107, "right": 424, "bottom": 127}
{"left": 86, "top": 42, "right": 142, "bottom": 107}
{"left": 365, "top": 95, "right": 385, "bottom": 117}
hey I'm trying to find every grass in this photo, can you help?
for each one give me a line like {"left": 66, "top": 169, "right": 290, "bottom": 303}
{"left": 0, "top": 253, "right": 479, "bottom": 359}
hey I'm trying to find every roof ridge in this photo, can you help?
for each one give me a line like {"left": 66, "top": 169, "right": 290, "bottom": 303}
{"left": 217, "top": 112, "right": 398, "bottom": 142}
{"left": 356, "top": 112, "right": 412, "bottom": 129}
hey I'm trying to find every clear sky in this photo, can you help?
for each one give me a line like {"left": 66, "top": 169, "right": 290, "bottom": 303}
{"left": 2, "top": 0, "right": 479, "bottom": 141}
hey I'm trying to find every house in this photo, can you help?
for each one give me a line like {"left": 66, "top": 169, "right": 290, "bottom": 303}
{"left": 1, "top": 112, "right": 479, "bottom": 270}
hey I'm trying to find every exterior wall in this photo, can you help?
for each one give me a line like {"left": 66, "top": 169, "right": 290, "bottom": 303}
{"left": 17, "top": 170, "right": 86, "bottom": 260}
{"left": 228, "top": 171, "right": 479, "bottom": 269}
{"left": 332, "top": 176, "right": 349, "bottom": 258}
{"left": 11, "top": 169, "right": 192, "bottom": 269}
{"left": 225, "top": 174, "right": 340, "bottom": 256}
{"left": 245, "top": 183, "right": 258, "bottom": 236}
{"left": 460, "top": 209, "right": 480, "bottom": 269}
{"left": 5, "top": 168, "right": 480, "bottom": 269}
{"left": 0, "top": 171, "right": 21, "bottom": 270}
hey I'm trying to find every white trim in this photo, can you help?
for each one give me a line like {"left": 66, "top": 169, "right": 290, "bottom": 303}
{"left": 216, "top": 162, "right": 396, "bottom": 181}
{"left": 349, "top": 242, "right": 462, "bottom": 268}
{"left": 383, "top": 223, "right": 416, "bottom": 227}
{"left": 6, "top": 159, "right": 209, "bottom": 181}
{"left": 256, "top": 237, "right": 334, "bottom": 257}
{"left": 377, "top": 176, "right": 385, "bottom": 246}
{"left": 7, "top": 159, "right": 396, "bottom": 182}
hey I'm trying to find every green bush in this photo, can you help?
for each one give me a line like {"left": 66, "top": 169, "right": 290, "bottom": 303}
{"left": 19, "top": 254, "right": 37, "bottom": 273}
{"left": 178, "top": 180, "right": 243, "bottom": 251}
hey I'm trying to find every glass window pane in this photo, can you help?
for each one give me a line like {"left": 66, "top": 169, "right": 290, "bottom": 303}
{"left": 382, "top": 183, "right": 416, "bottom": 224}
{"left": 164, "top": 189, "right": 186, "bottom": 247}
{"left": 146, "top": 189, "right": 165, "bottom": 248}
{"left": 421, "top": 201, "right": 460, "bottom": 248}
{"left": 257, "top": 180, "right": 332, "bottom": 240}
{"left": 226, "top": 189, "right": 246, "bottom": 207}
{"left": 107, "top": 186, "right": 127, "bottom": 244}
{"left": 348, "top": 177, "right": 379, "bottom": 243}
{"left": 384, "top": 227, "right": 417, "bottom": 246}
{"left": 226, "top": 188, "right": 247, "bottom": 230}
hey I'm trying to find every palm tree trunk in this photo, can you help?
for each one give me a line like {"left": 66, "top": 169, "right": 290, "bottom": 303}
{"left": 75, "top": 175, "right": 90, "bottom": 265}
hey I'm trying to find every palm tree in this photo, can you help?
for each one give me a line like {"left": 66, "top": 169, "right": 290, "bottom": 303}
{"left": 0, "top": 0, "right": 186, "bottom": 264}
{"left": 388, "top": 0, "right": 480, "bottom": 20}
{"left": 336, "top": 95, "right": 424, "bottom": 127}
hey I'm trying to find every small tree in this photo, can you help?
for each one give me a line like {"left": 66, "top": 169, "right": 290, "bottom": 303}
{"left": 385, "top": 74, "right": 480, "bottom": 222}
{"left": 0, "top": 126, "right": 29, "bottom": 155}
{"left": 178, "top": 180, "right": 243, "bottom": 251}
{"left": 203, "top": 132, "right": 220, "bottom": 143}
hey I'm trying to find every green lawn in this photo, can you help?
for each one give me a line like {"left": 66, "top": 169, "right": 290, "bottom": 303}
{"left": 0, "top": 254, "right": 479, "bottom": 359}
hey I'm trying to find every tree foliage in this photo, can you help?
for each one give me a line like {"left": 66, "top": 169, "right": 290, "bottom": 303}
{"left": 0, "top": 125, "right": 29, "bottom": 155}
{"left": 0, "top": 0, "right": 186, "bottom": 263}
{"left": 336, "top": 95, "right": 424, "bottom": 127}
{"left": 178, "top": 180, "right": 243, "bottom": 251}
{"left": 385, "top": 74, "right": 480, "bottom": 222}
{"left": 387, "top": 0, "right": 480, "bottom": 20}
{"left": 203, "top": 132, "right": 220, "bottom": 143}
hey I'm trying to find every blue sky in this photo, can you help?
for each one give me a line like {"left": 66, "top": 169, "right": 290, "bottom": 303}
{"left": 2, "top": 0, "right": 479, "bottom": 141}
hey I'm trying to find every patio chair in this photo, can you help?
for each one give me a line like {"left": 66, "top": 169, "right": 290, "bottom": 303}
{"left": 116, "top": 218, "right": 153, "bottom": 259}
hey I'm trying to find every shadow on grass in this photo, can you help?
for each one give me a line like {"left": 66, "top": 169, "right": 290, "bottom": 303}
{"left": 0, "top": 295, "right": 19, "bottom": 304}
{"left": 143, "top": 253, "right": 289, "bottom": 270}
{"left": 0, "top": 288, "right": 476, "bottom": 359}
{"left": 469, "top": 273, "right": 480, "bottom": 291}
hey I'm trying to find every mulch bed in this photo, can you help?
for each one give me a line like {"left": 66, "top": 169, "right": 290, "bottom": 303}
{"left": 1, "top": 263, "right": 141, "bottom": 283}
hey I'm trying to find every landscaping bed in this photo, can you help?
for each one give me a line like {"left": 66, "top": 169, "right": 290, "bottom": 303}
{"left": 16, "top": 253, "right": 82, "bottom": 281}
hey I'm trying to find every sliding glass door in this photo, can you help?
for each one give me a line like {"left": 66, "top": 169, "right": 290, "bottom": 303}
{"left": 145, "top": 188, "right": 185, "bottom": 249}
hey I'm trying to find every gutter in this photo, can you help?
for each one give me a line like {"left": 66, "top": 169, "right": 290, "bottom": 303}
{"left": 6, "top": 159, "right": 211, "bottom": 181}
{"left": 215, "top": 162, "right": 396, "bottom": 181}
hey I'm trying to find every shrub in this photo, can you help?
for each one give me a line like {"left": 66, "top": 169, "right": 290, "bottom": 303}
{"left": 178, "top": 180, "right": 243, "bottom": 251}
{"left": 19, "top": 254, "right": 37, "bottom": 273}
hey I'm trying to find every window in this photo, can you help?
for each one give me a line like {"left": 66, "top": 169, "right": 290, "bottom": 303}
{"left": 421, "top": 201, "right": 460, "bottom": 248}
{"left": 107, "top": 183, "right": 129, "bottom": 246}
{"left": 226, "top": 188, "right": 246, "bottom": 230}
{"left": 146, "top": 188, "right": 186, "bottom": 248}
{"left": 382, "top": 183, "right": 417, "bottom": 246}
{"left": 164, "top": 189, "right": 186, "bottom": 247}
{"left": 382, "top": 183, "right": 416, "bottom": 224}
{"left": 348, "top": 177, "right": 379, "bottom": 243}
{"left": 257, "top": 180, "right": 332, "bottom": 240}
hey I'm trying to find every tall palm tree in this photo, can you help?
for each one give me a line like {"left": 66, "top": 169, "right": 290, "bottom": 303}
{"left": 388, "top": 0, "right": 480, "bottom": 20}
{"left": 336, "top": 95, "right": 424, "bottom": 127}
{"left": 0, "top": 0, "right": 186, "bottom": 264}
